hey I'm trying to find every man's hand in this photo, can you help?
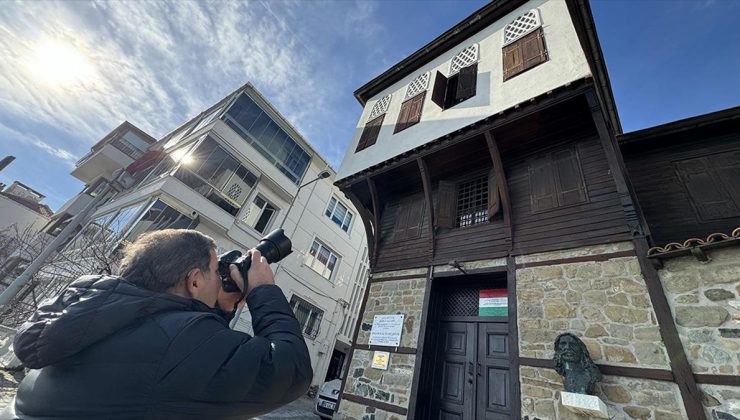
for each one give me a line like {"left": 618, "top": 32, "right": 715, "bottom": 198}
{"left": 246, "top": 249, "right": 275, "bottom": 295}
{"left": 217, "top": 263, "right": 245, "bottom": 312}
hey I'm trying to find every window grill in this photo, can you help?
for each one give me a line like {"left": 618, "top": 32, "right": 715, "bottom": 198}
{"left": 290, "top": 295, "right": 323, "bottom": 339}
{"left": 449, "top": 44, "right": 480, "bottom": 75}
{"left": 439, "top": 287, "right": 480, "bottom": 317}
{"left": 456, "top": 175, "right": 489, "bottom": 228}
{"left": 504, "top": 9, "right": 542, "bottom": 45}
{"left": 405, "top": 72, "right": 430, "bottom": 100}
{"left": 368, "top": 94, "right": 392, "bottom": 121}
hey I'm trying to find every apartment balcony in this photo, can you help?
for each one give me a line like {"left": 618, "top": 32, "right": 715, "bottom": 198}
{"left": 72, "top": 143, "right": 143, "bottom": 184}
{"left": 54, "top": 192, "right": 95, "bottom": 218}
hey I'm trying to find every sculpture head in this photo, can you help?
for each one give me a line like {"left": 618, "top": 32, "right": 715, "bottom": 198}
{"left": 553, "top": 332, "right": 602, "bottom": 395}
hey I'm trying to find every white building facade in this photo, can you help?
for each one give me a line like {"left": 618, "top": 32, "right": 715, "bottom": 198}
{"left": 45, "top": 83, "right": 369, "bottom": 388}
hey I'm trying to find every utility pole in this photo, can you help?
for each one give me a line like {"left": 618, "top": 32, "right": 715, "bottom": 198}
{"left": 0, "top": 156, "right": 15, "bottom": 172}
{"left": 0, "top": 169, "right": 133, "bottom": 311}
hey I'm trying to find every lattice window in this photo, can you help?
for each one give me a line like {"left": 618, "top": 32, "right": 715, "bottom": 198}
{"left": 449, "top": 44, "right": 480, "bottom": 75}
{"left": 504, "top": 9, "right": 542, "bottom": 45}
{"left": 440, "top": 287, "right": 480, "bottom": 317}
{"left": 368, "top": 94, "right": 392, "bottom": 121}
{"left": 405, "top": 72, "right": 430, "bottom": 100}
{"left": 456, "top": 174, "right": 489, "bottom": 228}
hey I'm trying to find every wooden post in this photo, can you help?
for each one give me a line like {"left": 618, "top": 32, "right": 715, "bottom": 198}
{"left": 417, "top": 158, "right": 436, "bottom": 258}
{"left": 587, "top": 89, "right": 705, "bottom": 420}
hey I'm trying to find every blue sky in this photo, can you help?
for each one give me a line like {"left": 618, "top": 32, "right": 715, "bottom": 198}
{"left": 1, "top": 0, "right": 738, "bottom": 211}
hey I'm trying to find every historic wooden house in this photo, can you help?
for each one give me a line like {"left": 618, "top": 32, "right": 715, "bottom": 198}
{"left": 333, "top": 0, "right": 740, "bottom": 419}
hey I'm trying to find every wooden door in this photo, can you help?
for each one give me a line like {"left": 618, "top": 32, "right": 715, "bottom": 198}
{"left": 433, "top": 322, "right": 476, "bottom": 420}
{"left": 476, "top": 323, "right": 512, "bottom": 419}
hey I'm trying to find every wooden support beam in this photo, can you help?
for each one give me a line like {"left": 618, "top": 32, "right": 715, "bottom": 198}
{"left": 367, "top": 178, "right": 381, "bottom": 266}
{"left": 417, "top": 158, "right": 436, "bottom": 257}
{"left": 633, "top": 237, "right": 705, "bottom": 420}
{"left": 343, "top": 188, "right": 376, "bottom": 266}
{"left": 484, "top": 131, "right": 513, "bottom": 244}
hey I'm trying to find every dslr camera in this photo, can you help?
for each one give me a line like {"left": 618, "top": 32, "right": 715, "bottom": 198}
{"left": 217, "top": 229, "right": 292, "bottom": 294}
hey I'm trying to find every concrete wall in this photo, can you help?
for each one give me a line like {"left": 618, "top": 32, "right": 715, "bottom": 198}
{"left": 0, "top": 196, "right": 50, "bottom": 233}
{"left": 337, "top": 0, "right": 591, "bottom": 181}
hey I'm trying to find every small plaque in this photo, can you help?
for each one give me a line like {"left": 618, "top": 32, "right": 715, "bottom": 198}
{"left": 368, "top": 314, "right": 404, "bottom": 347}
{"left": 371, "top": 351, "right": 390, "bottom": 370}
{"left": 560, "top": 392, "right": 608, "bottom": 419}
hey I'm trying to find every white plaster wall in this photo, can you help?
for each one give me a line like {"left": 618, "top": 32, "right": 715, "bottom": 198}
{"left": 0, "top": 196, "right": 50, "bottom": 233}
{"left": 336, "top": 0, "right": 591, "bottom": 181}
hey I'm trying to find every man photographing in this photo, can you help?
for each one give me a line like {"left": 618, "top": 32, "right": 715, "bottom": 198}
{"left": 7, "top": 229, "right": 312, "bottom": 419}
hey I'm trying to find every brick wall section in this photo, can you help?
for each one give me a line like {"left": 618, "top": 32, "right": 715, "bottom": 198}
{"left": 516, "top": 243, "right": 671, "bottom": 369}
{"left": 657, "top": 247, "right": 739, "bottom": 375}
{"left": 338, "top": 269, "right": 427, "bottom": 419}
{"left": 520, "top": 367, "right": 687, "bottom": 419}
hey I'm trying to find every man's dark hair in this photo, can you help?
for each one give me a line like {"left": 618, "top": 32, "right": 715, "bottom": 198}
{"left": 118, "top": 229, "right": 216, "bottom": 292}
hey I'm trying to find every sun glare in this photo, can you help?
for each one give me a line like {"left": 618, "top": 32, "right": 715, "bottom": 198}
{"left": 171, "top": 148, "right": 194, "bottom": 165}
{"left": 26, "top": 39, "right": 95, "bottom": 88}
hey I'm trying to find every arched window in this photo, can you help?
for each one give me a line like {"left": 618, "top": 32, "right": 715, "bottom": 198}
{"left": 449, "top": 43, "right": 480, "bottom": 76}
{"left": 503, "top": 9, "right": 542, "bottom": 45}
{"left": 356, "top": 94, "right": 392, "bottom": 152}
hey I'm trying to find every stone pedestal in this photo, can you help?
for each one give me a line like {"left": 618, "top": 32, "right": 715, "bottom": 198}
{"left": 560, "top": 391, "right": 609, "bottom": 418}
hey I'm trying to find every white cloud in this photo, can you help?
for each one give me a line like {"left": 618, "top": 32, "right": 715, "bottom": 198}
{"left": 0, "top": 0, "right": 390, "bottom": 179}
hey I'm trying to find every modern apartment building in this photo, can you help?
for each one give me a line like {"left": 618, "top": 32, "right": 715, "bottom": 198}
{"left": 36, "top": 83, "right": 369, "bottom": 388}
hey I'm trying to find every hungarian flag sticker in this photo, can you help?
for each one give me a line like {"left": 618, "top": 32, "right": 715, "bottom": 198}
{"left": 479, "top": 289, "right": 507, "bottom": 316}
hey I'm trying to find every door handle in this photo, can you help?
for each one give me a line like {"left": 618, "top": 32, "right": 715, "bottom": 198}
{"left": 477, "top": 362, "right": 482, "bottom": 377}
{"left": 468, "top": 361, "right": 474, "bottom": 383}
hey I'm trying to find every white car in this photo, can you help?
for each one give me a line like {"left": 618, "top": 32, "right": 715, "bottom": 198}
{"left": 313, "top": 379, "right": 341, "bottom": 418}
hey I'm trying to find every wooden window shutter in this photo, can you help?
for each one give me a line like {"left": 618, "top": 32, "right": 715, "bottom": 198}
{"left": 405, "top": 198, "right": 425, "bottom": 239}
{"left": 393, "top": 197, "right": 425, "bottom": 240}
{"left": 436, "top": 180, "right": 457, "bottom": 229}
{"left": 675, "top": 157, "right": 740, "bottom": 221}
{"left": 355, "top": 114, "right": 384, "bottom": 152}
{"left": 487, "top": 169, "right": 501, "bottom": 221}
{"left": 408, "top": 92, "right": 425, "bottom": 127}
{"left": 394, "top": 99, "right": 413, "bottom": 134}
{"left": 432, "top": 71, "right": 448, "bottom": 109}
{"left": 394, "top": 92, "right": 425, "bottom": 134}
{"left": 503, "top": 28, "right": 546, "bottom": 81}
{"left": 503, "top": 41, "right": 524, "bottom": 81}
{"left": 393, "top": 201, "right": 410, "bottom": 241}
{"left": 552, "top": 149, "right": 587, "bottom": 206}
{"left": 529, "top": 158, "right": 557, "bottom": 212}
{"left": 456, "top": 63, "right": 478, "bottom": 101}
{"left": 522, "top": 28, "right": 547, "bottom": 72}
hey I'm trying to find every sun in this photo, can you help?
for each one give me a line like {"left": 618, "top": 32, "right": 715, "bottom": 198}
{"left": 25, "top": 39, "right": 95, "bottom": 89}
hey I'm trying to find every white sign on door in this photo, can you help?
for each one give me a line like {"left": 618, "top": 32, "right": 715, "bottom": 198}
{"left": 368, "top": 314, "right": 405, "bottom": 347}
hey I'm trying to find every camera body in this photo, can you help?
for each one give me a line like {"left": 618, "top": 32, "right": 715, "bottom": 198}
{"left": 217, "top": 229, "right": 293, "bottom": 294}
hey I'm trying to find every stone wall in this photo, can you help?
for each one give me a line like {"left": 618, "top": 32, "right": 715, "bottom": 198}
{"left": 657, "top": 247, "right": 740, "bottom": 375}
{"left": 337, "top": 269, "right": 427, "bottom": 419}
{"left": 337, "top": 399, "right": 406, "bottom": 420}
{"left": 516, "top": 243, "right": 671, "bottom": 369}
{"left": 520, "top": 367, "right": 687, "bottom": 419}
{"left": 343, "top": 350, "right": 416, "bottom": 409}
{"left": 355, "top": 277, "right": 427, "bottom": 349}
{"left": 699, "top": 384, "right": 740, "bottom": 419}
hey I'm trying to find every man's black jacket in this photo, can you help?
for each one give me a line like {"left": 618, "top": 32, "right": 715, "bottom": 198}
{"left": 11, "top": 275, "right": 312, "bottom": 419}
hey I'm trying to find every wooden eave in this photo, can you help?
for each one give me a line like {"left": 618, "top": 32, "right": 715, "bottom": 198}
{"left": 565, "top": 0, "right": 622, "bottom": 134}
{"left": 337, "top": 78, "right": 594, "bottom": 190}
{"left": 618, "top": 105, "right": 740, "bottom": 151}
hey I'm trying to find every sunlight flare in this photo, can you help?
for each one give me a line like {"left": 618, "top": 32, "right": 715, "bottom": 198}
{"left": 25, "top": 39, "right": 95, "bottom": 88}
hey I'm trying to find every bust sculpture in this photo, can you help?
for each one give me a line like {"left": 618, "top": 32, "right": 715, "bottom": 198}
{"left": 553, "top": 333, "right": 602, "bottom": 395}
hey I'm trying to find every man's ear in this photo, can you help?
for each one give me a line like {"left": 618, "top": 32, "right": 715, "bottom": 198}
{"left": 184, "top": 268, "right": 202, "bottom": 298}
